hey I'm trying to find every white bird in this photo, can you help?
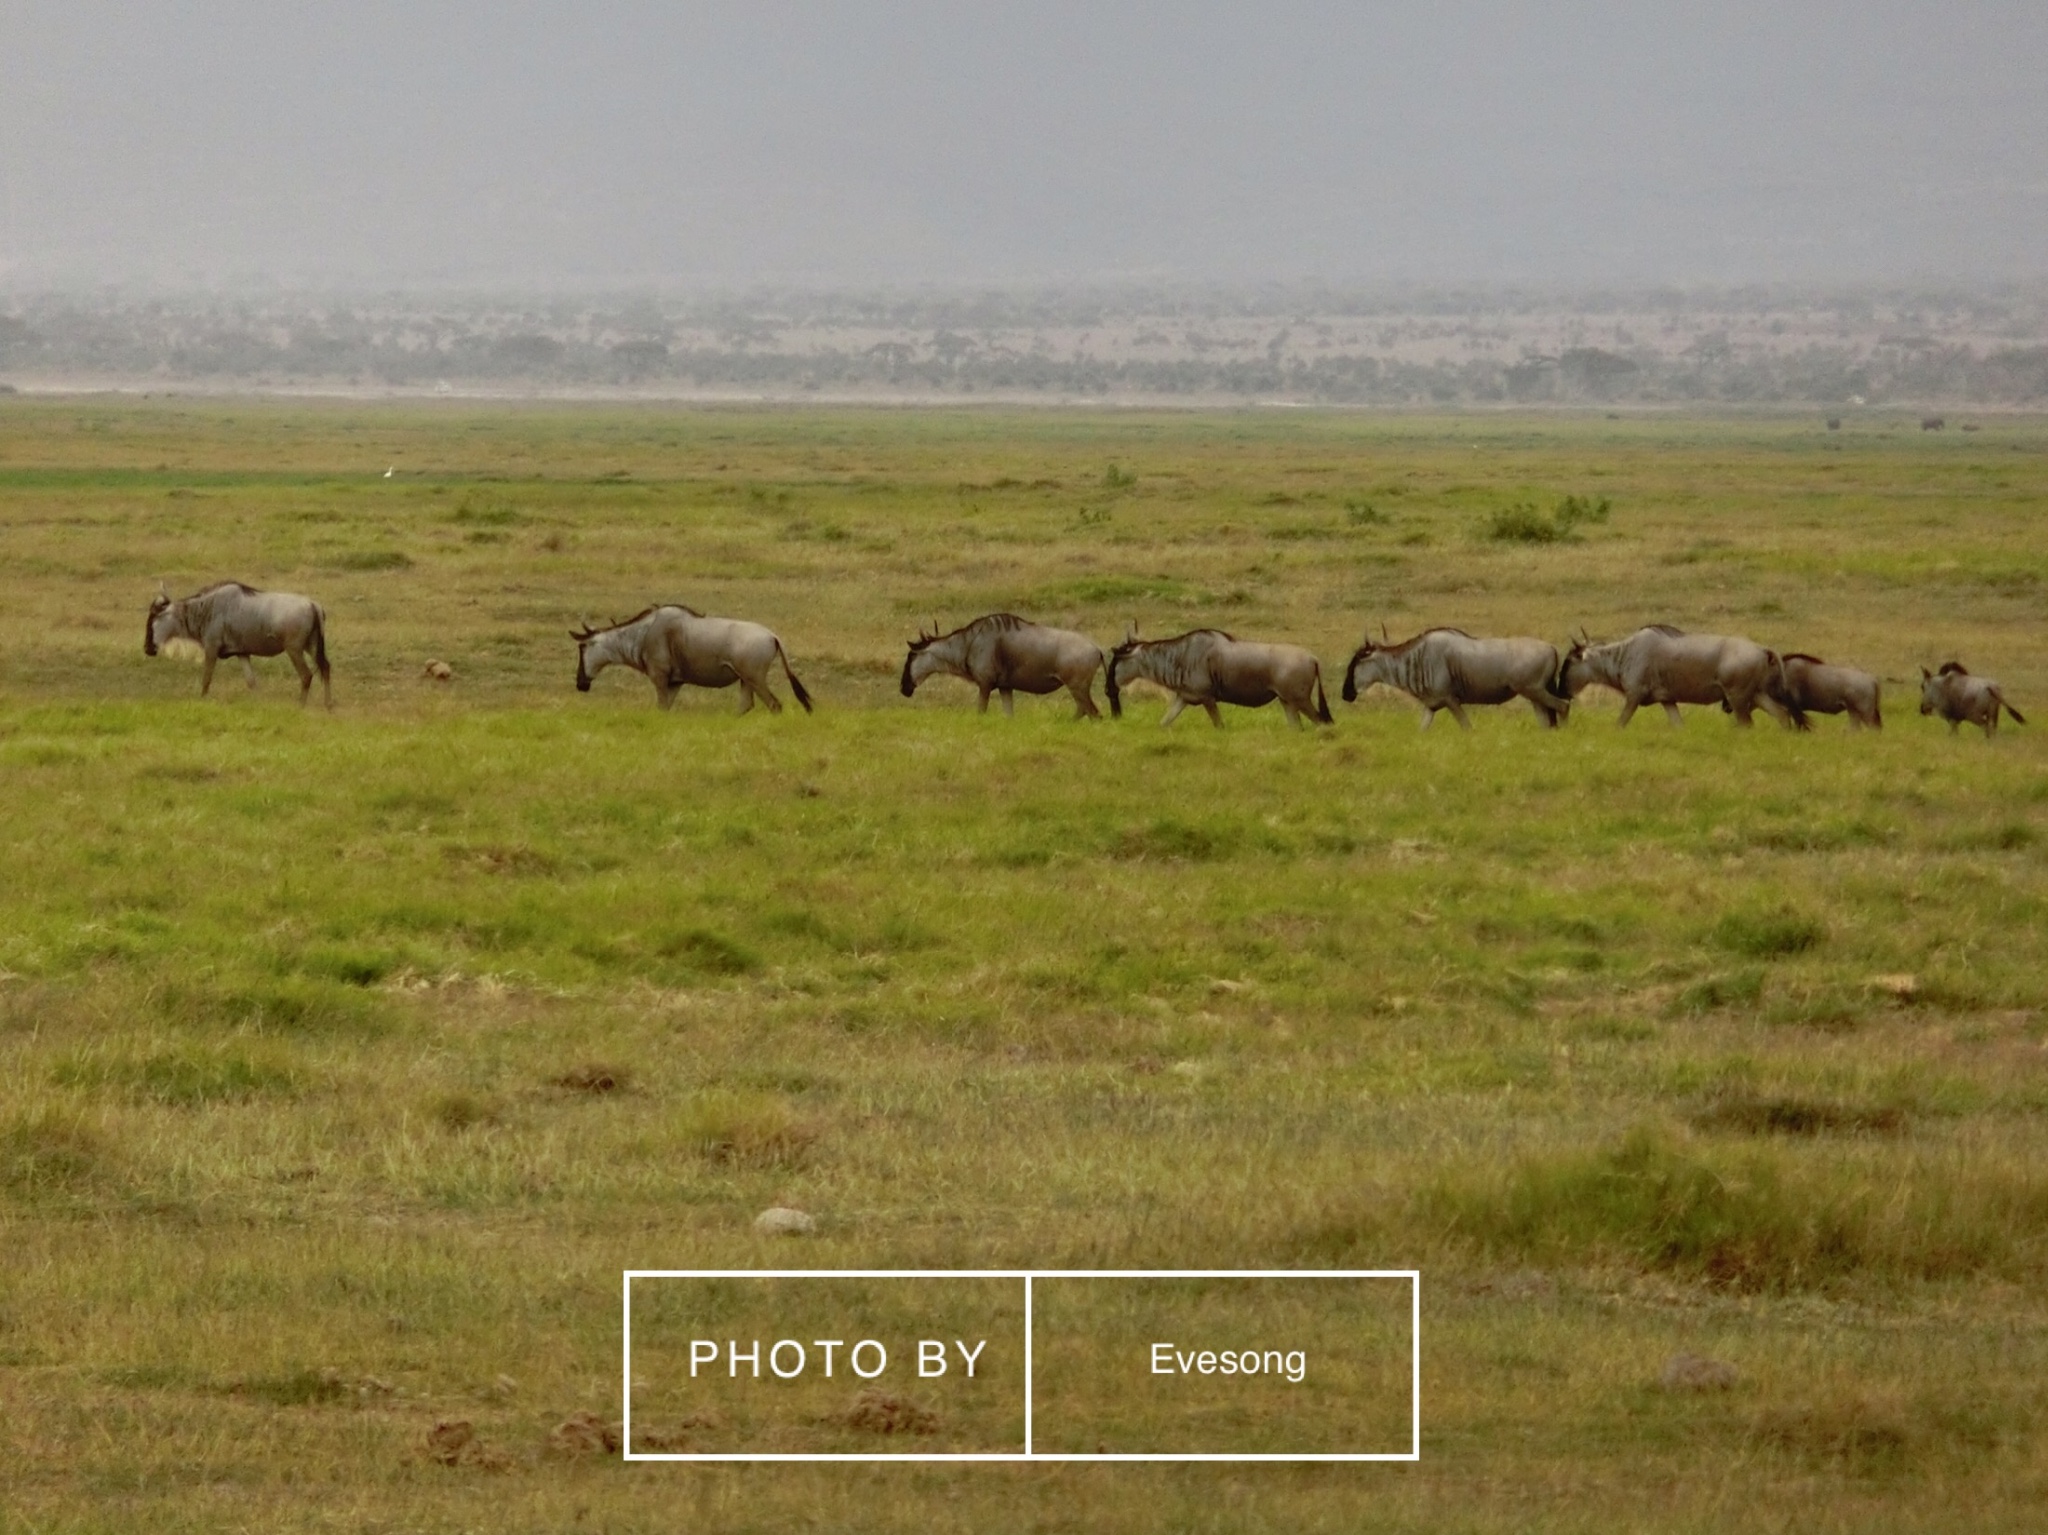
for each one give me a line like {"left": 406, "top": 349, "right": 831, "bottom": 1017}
{"left": 383, "top": 466, "right": 394, "bottom": 478}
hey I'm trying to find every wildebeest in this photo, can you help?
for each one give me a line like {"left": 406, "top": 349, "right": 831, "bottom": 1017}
{"left": 900, "top": 613, "right": 1106, "bottom": 717}
{"left": 1921, "top": 416, "right": 1946, "bottom": 432}
{"left": 1107, "top": 626, "right": 1332, "bottom": 729}
{"left": 1920, "top": 662, "right": 2025, "bottom": 737}
{"left": 1762, "top": 653, "right": 1882, "bottom": 731}
{"left": 573, "top": 604, "right": 812, "bottom": 714}
{"left": 1342, "top": 626, "right": 1570, "bottom": 728}
{"left": 145, "top": 581, "right": 330, "bottom": 707}
{"left": 1557, "top": 625, "right": 1789, "bottom": 727}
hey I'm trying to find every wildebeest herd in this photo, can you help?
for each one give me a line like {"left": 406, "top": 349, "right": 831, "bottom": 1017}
{"left": 144, "top": 581, "right": 2028, "bottom": 738}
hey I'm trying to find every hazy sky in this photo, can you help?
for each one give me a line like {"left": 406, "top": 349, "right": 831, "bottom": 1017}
{"left": 4, "top": 2, "right": 2045, "bottom": 288}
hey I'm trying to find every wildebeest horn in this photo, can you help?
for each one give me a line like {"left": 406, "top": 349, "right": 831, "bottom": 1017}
{"left": 1125, "top": 619, "right": 1139, "bottom": 643}
{"left": 156, "top": 580, "right": 169, "bottom": 600}
{"left": 1380, "top": 621, "right": 1389, "bottom": 642}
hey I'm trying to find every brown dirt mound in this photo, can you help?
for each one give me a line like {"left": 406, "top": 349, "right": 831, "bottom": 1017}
{"left": 547, "top": 1411, "right": 622, "bottom": 1457}
{"left": 424, "top": 1418, "right": 511, "bottom": 1469}
{"left": 554, "top": 1064, "right": 630, "bottom": 1094}
{"left": 843, "top": 1389, "right": 938, "bottom": 1436}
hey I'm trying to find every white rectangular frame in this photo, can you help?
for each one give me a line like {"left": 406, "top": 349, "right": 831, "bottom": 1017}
{"left": 621, "top": 1268, "right": 1420, "bottom": 1462}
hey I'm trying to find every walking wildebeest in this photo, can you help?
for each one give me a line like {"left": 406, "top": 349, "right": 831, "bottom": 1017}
{"left": 145, "top": 581, "right": 331, "bottom": 707}
{"left": 1557, "top": 625, "right": 1789, "bottom": 727}
{"left": 1919, "top": 662, "right": 2025, "bottom": 737}
{"left": 573, "top": 604, "right": 812, "bottom": 714}
{"left": 1107, "top": 626, "right": 1332, "bottom": 729}
{"left": 1761, "top": 653, "right": 1883, "bottom": 731}
{"left": 1342, "top": 626, "right": 1571, "bottom": 728}
{"left": 899, "top": 613, "right": 1107, "bottom": 718}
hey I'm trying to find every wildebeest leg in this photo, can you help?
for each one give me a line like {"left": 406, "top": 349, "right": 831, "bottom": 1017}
{"left": 1067, "top": 679, "right": 1101, "bottom": 719}
{"left": 1283, "top": 702, "right": 1303, "bottom": 730}
{"left": 244, "top": 657, "right": 261, "bottom": 691}
{"left": 200, "top": 649, "right": 218, "bottom": 697}
{"left": 734, "top": 684, "right": 755, "bottom": 716}
{"left": 1661, "top": 702, "right": 1685, "bottom": 725}
{"left": 1447, "top": 702, "right": 1474, "bottom": 731}
{"left": 1419, "top": 707, "right": 1435, "bottom": 730}
{"left": 285, "top": 647, "right": 312, "bottom": 702}
{"left": 654, "top": 679, "right": 679, "bottom": 710}
{"left": 1159, "top": 697, "right": 1188, "bottom": 727}
{"left": 976, "top": 685, "right": 992, "bottom": 714}
{"left": 1613, "top": 696, "right": 1639, "bottom": 726}
{"left": 1202, "top": 701, "right": 1222, "bottom": 727}
{"left": 1000, "top": 688, "right": 1015, "bottom": 718}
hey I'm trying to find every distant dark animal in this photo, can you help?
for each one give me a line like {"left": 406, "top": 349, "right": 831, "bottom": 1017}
{"left": 1763, "top": 653, "right": 1882, "bottom": 731}
{"left": 900, "top": 613, "right": 1105, "bottom": 718}
{"left": 1921, "top": 416, "right": 1946, "bottom": 431}
{"left": 573, "top": 604, "right": 812, "bottom": 714}
{"left": 1342, "top": 626, "right": 1570, "bottom": 728}
{"left": 1920, "top": 662, "right": 2024, "bottom": 737}
{"left": 1558, "top": 625, "right": 1790, "bottom": 727}
{"left": 1825, "top": 417, "right": 1841, "bottom": 431}
{"left": 145, "top": 580, "right": 330, "bottom": 707}
{"left": 1108, "top": 625, "right": 1331, "bottom": 729}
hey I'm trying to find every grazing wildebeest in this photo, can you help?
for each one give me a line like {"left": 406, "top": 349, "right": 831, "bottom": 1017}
{"left": 1107, "top": 626, "right": 1332, "bottom": 729}
{"left": 1341, "top": 626, "right": 1570, "bottom": 729}
{"left": 145, "top": 581, "right": 330, "bottom": 707}
{"left": 1920, "top": 662, "right": 2025, "bottom": 737}
{"left": 1762, "top": 653, "right": 1883, "bottom": 731}
{"left": 1557, "top": 625, "right": 1789, "bottom": 727}
{"left": 899, "top": 613, "right": 1106, "bottom": 718}
{"left": 1921, "top": 416, "right": 1946, "bottom": 432}
{"left": 573, "top": 604, "right": 812, "bottom": 714}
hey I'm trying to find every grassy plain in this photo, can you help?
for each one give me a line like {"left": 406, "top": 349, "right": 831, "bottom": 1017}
{"left": 1, "top": 399, "right": 2046, "bottom": 1531}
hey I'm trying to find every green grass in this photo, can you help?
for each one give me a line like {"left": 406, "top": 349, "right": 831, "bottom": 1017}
{"left": 0, "top": 400, "right": 2045, "bottom": 1530}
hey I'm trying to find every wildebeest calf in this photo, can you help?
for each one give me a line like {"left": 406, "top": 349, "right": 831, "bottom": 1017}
{"left": 1920, "top": 662, "right": 2025, "bottom": 737}
{"left": 1764, "top": 653, "right": 1882, "bottom": 731}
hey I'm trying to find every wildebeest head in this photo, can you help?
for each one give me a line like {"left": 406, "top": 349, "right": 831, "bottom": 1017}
{"left": 900, "top": 621, "right": 942, "bottom": 697}
{"left": 1340, "top": 625, "right": 1388, "bottom": 703}
{"left": 1105, "top": 621, "right": 1144, "bottom": 717}
{"left": 570, "top": 618, "right": 600, "bottom": 691}
{"left": 144, "top": 582, "right": 177, "bottom": 657}
{"left": 1918, "top": 663, "right": 1958, "bottom": 715}
{"left": 1556, "top": 629, "right": 1603, "bottom": 698}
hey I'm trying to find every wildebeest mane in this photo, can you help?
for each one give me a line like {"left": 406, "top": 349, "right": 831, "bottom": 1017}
{"left": 1780, "top": 652, "right": 1828, "bottom": 665}
{"left": 907, "top": 611, "right": 1031, "bottom": 653}
{"left": 1938, "top": 660, "right": 1970, "bottom": 676}
{"left": 1373, "top": 625, "right": 1474, "bottom": 656}
{"left": 577, "top": 602, "right": 703, "bottom": 640}
{"left": 1642, "top": 623, "right": 1687, "bottom": 637}
{"left": 1113, "top": 627, "right": 1234, "bottom": 658}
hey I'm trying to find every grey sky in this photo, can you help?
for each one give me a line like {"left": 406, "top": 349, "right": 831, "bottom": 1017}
{"left": 3, "top": 2, "right": 2045, "bottom": 288}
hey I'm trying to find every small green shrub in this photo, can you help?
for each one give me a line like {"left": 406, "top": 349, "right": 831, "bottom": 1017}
{"left": 656, "top": 928, "right": 761, "bottom": 976}
{"left": 0, "top": 1106, "right": 111, "bottom": 1195}
{"left": 1714, "top": 909, "right": 1825, "bottom": 958}
{"left": 1675, "top": 968, "right": 1766, "bottom": 1013}
{"left": 1486, "top": 503, "right": 1563, "bottom": 543}
{"left": 673, "top": 1090, "right": 816, "bottom": 1167}
{"left": 53, "top": 1046, "right": 299, "bottom": 1106}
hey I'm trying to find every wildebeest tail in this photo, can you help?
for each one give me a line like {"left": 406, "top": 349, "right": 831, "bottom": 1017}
{"left": 776, "top": 639, "right": 814, "bottom": 713}
{"left": 1995, "top": 688, "right": 2026, "bottom": 726}
{"left": 1104, "top": 649, "right": 1122, "bottom": 718}
{"left": 311, "top": 605, "right": 330, "bottom": 680}
{"left": 1312, "top": 665, "right": 1333, "bottom": 725}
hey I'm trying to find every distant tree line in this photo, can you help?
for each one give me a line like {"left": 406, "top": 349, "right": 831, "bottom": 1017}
{"left": 3, "top": 287, "right": 2047, "bottom": 405}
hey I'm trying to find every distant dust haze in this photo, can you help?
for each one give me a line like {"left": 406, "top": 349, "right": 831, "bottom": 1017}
{"left": 4, "top": 1, "right": 2047, "bottom": 290}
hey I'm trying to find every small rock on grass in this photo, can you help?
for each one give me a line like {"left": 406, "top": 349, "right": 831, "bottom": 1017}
{"left": 1660, "top": 1352, "right": 1740, "bottom": 1391}
{"left": 754, "top": 1206, "right": 816, "bottom": 1236}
